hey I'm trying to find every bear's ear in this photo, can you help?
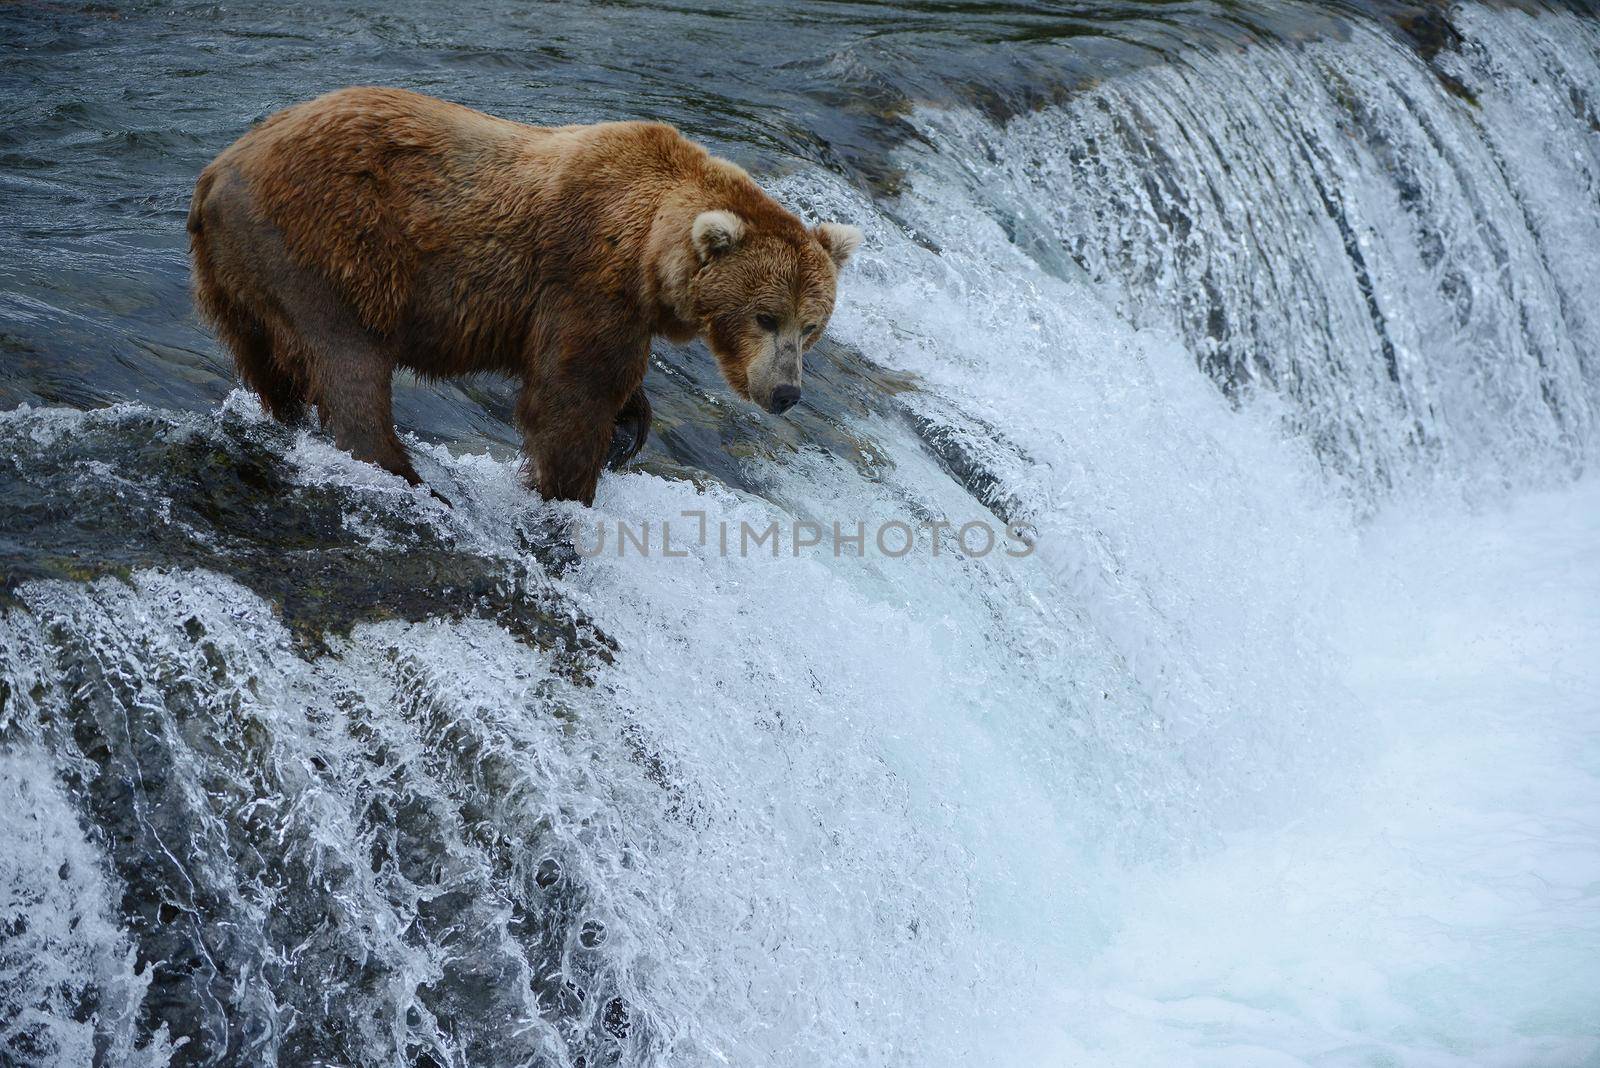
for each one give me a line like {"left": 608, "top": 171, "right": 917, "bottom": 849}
{"left": 814, "top": 222, "right": 863, "bottom": 268}
{"left": 692, "top": 210, "right": 746, "bottom": 262}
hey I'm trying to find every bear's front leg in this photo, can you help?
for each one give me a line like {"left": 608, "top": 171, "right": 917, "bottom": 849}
{"left": 607, "top": 385, "right": 652, "bottom": 471}
{"left": 520, "top": 335, "right": 647, "bottom": 506}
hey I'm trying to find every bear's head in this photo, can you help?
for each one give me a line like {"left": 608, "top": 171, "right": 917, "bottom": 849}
{"left": 687, "top": 210, "right": 862, "bottom": 414}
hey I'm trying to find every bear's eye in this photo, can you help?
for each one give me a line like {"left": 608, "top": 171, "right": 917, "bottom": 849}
{"left": 755, "top": 314, "right": 779, "bottom": 332}
{"left": 802, "top": 323, "right": 819, "bottom": 336}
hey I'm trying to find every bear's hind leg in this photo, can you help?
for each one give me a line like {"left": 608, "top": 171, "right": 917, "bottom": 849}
{"left": 223, "top": 302, "right": 307, "bottom": 425}
{"left": 197, "top": 163, "right": 421, "bottom": 488}
{"left": 191, "top": 211, "right": 305, "bottom": 423}
{"left": 310, "top": 349, "right": 421, "bottom": 487}
{"left": 262, "top": 265, "right": 419, "bottom": 486}
{"left": 269, "top": 279, "right": 421, "bottom": 488}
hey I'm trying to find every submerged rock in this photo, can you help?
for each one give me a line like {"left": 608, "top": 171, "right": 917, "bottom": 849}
{"left": 0, "top": 404, "right": 612, "bottom": 672}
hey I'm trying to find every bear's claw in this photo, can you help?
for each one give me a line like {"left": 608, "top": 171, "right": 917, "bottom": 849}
{"left": 607, "top": 387, "right": 652, "bottom": 470}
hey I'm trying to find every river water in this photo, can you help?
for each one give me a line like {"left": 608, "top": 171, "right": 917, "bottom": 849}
{"left": 2, "top": 2, "right": 1599, "bottom": 1065}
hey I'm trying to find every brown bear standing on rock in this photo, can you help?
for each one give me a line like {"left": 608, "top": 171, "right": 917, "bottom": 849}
{"left": 188, "top": 86, "right": 862, "bottom": 505}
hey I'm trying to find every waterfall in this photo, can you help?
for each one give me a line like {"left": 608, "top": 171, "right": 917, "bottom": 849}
{"left": 905, "top": 4, "right": 1600, "bottom": 497}
{"left": 3, "top": 4, "right": 1598, "bottom": 1066}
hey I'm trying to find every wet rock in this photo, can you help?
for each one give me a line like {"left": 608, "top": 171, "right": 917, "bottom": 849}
{"left": 1391, "top": 1, "right": 1479, "bottom": 106}
{"left": 602, "top": 997, "right": 630, "bottom": 1040}
{"left": 638, "top": 334, "right": 912, "bottom": 499}
{"left": 1393, "top": 1, "right": 1465, "bottom": 64}
{"left": 0, "top": 406, "right": 612, "bottom": 675}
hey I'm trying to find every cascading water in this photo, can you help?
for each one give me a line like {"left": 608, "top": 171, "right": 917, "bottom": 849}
{"left": 912, "top": 3, "right": 1600, "bottom": 495}
{"left": 2, "top": 3, "right": 1597, "bottom": 1066}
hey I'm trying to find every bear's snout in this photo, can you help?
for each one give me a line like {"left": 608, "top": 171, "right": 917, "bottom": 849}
{"left": 767, "top": 385, "right": 801, "bottom": 414}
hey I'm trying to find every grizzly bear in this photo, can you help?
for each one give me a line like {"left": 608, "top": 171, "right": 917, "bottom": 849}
{"left": 188, "top": 86, "right": 861, "bottom": 505}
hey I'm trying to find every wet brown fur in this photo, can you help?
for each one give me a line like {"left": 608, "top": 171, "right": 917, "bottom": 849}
{"left": 189, "top": 86, "right": 857, "bottom": 504}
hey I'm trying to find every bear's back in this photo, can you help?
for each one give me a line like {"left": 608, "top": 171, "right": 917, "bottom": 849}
{"left": 211, "top": 87, "right": 717, "bottom": 335}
